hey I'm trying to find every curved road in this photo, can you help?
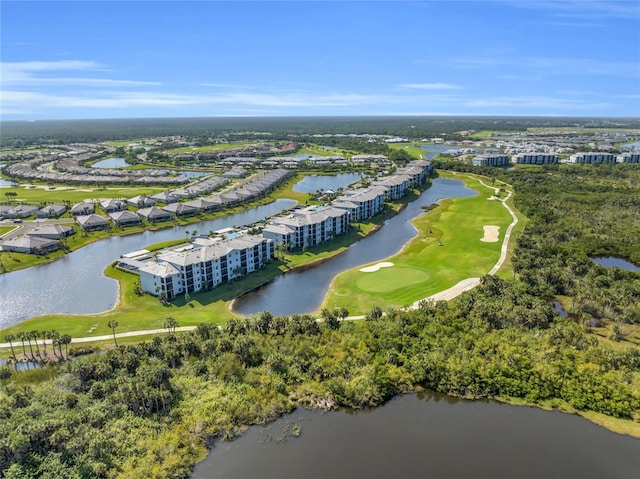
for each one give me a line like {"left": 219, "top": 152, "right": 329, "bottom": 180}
{"left": 0, "top": 176, "right": 519, "bottom": 349}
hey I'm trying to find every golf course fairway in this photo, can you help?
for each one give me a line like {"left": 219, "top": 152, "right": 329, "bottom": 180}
{"left": 321, "top": 172, "right": 520, "bottom": 314}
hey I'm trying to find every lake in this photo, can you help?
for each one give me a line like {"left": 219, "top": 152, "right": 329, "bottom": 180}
{"left": 0, "top": 199, "right": 296, "bottom": 328}
{"left": 292, "top": 173, "right": 362, "bottom": 193}
{"left": 191, "top": 392, "right": 640, "bottom": 479}
{"left": 591, "top": 256, "right": 640, "bottom": 272}
{"left": 232, "top": 178, "right": 476, "bottom": 317}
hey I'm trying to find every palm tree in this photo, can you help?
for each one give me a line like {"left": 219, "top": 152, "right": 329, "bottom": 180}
{"left": 60, "top": 334, "right": 72, "bottom": 360}
{"left": 108, "top": 320, "right": 119, "bottom": 347}
{"left": 164, "top": 317, "right": 178, "bottom": 334}
{"left": 31, "top": 331, "right": 41, "bottom": 359}
{"left": 50, "top": 331, "right": 60, "bottom": 359}
{"left": 4, "top": 334, "right": 17, "bottom": 359}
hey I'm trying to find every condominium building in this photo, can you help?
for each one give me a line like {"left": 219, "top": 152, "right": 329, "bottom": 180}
{"left": 263, "top": 205, "right": 350, "bottom": 249}
{"left": 331, "top": 188, "right": 385, "bottom": 221}
{"left": 568, "top": 152, "right": 617, "bottom": 164}
{"left": 138, "top": 234, "right": 274, "bottom": 299}
{"left": 617, "top": 152, "right": 640, "bottom": 163}
{"left": 513, "top": 153, "right": 558, "bottom": 165}
{"left": 472, "top": 154, "right": 510, "bottom": 167}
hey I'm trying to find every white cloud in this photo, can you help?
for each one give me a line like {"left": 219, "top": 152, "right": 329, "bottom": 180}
{"left": 399, "top": 83, "right": 463, "bottom": 90}
{"left": 1, "top": 60, "right": 160, "bottom": 88}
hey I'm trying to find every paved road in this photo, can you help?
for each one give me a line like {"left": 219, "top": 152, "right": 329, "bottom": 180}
{"left": 0, "top": 176, "right": 519, "bottom": 349}
{"left": 0, "top": 217, "right": 76, "bottom": 240}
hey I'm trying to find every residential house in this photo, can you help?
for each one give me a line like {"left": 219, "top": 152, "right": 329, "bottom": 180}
{"left": 76, "top": 214, "right": 109, "bottom": 231}
{"left": 137, "top": 207, "right": 172, "bottom": 223}
{"left": 71, "top": 201, "right": 95, "bottom": 216}
{"left": 27, "top": 224, "right": 75, "bottom": 240}
{"left": 162, "top": 202, "right": 199, "bottom": 217}
{"left": 110, "top": 210, "right": 142, "bottom": 227}
{"left": 99, "top": 199, "right": 126, "bottom": 213}
{"left": 1, "top": 235, "right": 60, "bottom": 254}
{"left": 36, "top": 204, "right": 67, "bottom": 219}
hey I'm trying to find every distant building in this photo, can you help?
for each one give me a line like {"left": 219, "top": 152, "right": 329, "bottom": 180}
{"left": 513, "top": 153, "right": 558, "bottom": 165}
{"left": 472, "top": 154, "right": 510, "bottom": 167}
{"left": 617, "top": 152, "right": 640, "bottom": 163}
{"left": 568, "top": 152, "right": 617, "bottom": 164}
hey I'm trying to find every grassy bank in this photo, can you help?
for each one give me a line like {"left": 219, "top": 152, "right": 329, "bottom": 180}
{"left": 322, "top": 172, "right": 520, "bottom": 313}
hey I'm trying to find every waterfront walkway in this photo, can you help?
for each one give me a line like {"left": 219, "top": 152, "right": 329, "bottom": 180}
{"left": 0, "top": 177, "right": 519, "bottom": 349}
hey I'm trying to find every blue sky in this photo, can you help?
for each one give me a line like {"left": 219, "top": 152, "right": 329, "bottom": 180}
{"left": 1, "top": 1, "right": 639, "bottom": 120}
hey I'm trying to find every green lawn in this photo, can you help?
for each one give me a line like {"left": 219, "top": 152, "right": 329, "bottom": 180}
{"left": 1, "top": 184, "right": 167, "bottom": 204}
{"left": 321, "top": 173, "right": 519, "bottom": 314}
{"left": 165, "top": 142, "right": 251, "bottom": 154}
{"left": 0, "top": 226, "right": 18, "bottom": 237}
{"left": 0, "top": 172, "right": 525, "bottom": 342}
{"left": 388, "top": 143, "right": 427, "bottom": 158}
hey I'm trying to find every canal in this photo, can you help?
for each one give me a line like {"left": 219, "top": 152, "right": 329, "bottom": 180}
{"left": 232, "top": 177, "right": 476, "bottom": 317}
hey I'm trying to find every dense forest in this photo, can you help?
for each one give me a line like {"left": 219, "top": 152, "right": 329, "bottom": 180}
{"left": 436, "top": 162, "right": 640, "bottom": 326}
{"left": 1, "top": 163, "right": 639, "bottom": 478}
{"left": 2, "top": 116, "right": 639, "bottom": 145}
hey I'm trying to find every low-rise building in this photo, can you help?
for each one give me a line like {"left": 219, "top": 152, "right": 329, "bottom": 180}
{"left": 568, "top": 152, "right": 617, "bottom": 164}
{"left": 71, "top": 201, "right": 95, "bottom": 216}
{"left": 264, "top": 205, "right": 350, "bottom": 249}
{"left": 76, "top": 213, "right": 109, "bottom": 231}
{"left": 472, "top": 154, "right": 510, "bottom": 167}
{"left": 617, "top": 152, "right": 640, "bottom": 163}
{"left": 138, "top": 234, "right": 274, "bottom": 299}
{"left": 137, "top": 207, "right": 172, "bottom": 223}
{"left": 1, "top": 235, "right": 60, "bottom": 254}
{"left": 36, "top": 204, "right": 67, "bottom": 219}
{"left": 513, "top": 153, "right": 558, "bottom": 164}
{"left": 110, "top": 210, "right": 142, "bottom": 227}
{"left": 331, "top": 188, "right": 385, "bottom": 221}
{"left": 27, "top": 224, "right": 75, "bottom": 239}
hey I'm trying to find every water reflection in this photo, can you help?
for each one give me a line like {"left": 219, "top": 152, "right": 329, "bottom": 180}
{"left": 0, "top": 199, "right": 296, "bottom": 328}
{"left": 233, "top": 178, "right": 476, "bottom": 317}
{"left": 591, "top": 256, "right": 640, "bottom": 271}
{"left": 191, "top": 393, "right": 640, "bottom": 479}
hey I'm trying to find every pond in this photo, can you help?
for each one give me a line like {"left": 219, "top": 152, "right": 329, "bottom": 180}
{"left": 191, "top": 392, "right": 640, "bottom": 479}
{"left": 292, "top": 173, "right": 362, "bottom": 193}
{"left": 0, "top": 199, "right": 296, "bottom": 328}
{"left": 232, "top": 178, "right": 476, "bottom": 317}
{"left": 591, "top": 256, "right": 640, "bottom": 272}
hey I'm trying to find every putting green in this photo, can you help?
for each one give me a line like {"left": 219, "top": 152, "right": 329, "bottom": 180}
{"left": 355, "top": 267, "right": 430, "bottom": 293}
{"left": 321, "top": 172, "right": 522, "bottom": 314}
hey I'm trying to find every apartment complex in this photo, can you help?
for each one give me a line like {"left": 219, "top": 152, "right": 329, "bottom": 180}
{"left": 472, "top": 154, "right": 510, "bottom": 167}
{"left": 262, "top": 206, "right": 350, "bottom": 249}
{"left": 568, "top": 152, "right": 618, "bottom": 164}
{"left": 138, "top": 234, "right": 274, "bottom": 299}
{"left": 513, "top": 153, "right": 559, "bottom": 164}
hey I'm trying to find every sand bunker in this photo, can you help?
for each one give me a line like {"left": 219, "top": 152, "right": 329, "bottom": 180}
{"left": 481, "top": 225, "right": 500, "bottom": 243}
{"left": 359, "top": 262, "right": 394, "bottom": 273}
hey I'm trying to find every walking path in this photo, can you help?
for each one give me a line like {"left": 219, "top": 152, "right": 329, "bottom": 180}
{"left": 0, "top": 175, "right": 519, "bottom": 349}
